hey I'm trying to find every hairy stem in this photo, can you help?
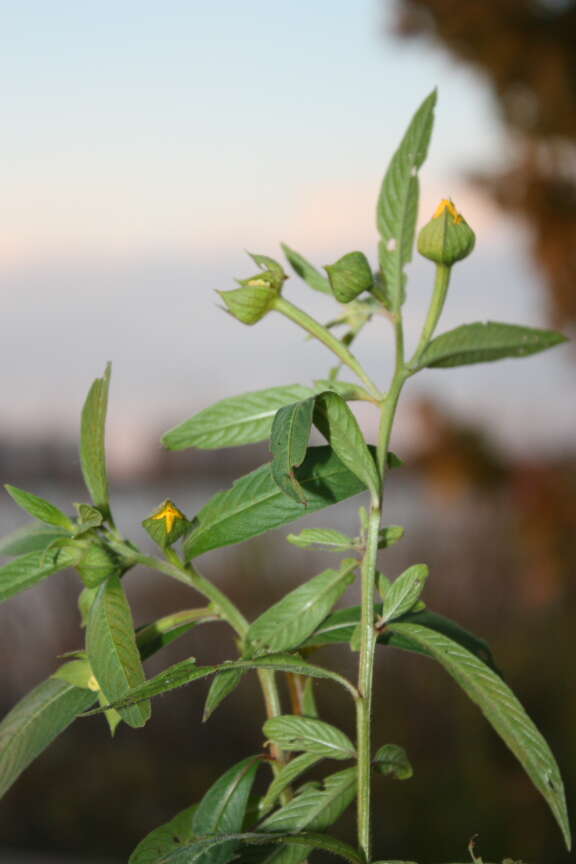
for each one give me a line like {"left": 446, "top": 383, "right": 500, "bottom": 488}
{"left": 408, "top": 263, "right": 451, "bottom": 370}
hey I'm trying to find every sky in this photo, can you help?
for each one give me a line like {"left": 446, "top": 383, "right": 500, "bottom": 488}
{"left": 1, "top": 0, "right": 573, "bottom": 468}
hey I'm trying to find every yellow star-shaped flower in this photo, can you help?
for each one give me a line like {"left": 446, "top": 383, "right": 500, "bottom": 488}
{"left": 432, "top": 198, "right": 462, "bottom": 223}
{"left": 152, "top": 500, "right": 185, "bottom": 534}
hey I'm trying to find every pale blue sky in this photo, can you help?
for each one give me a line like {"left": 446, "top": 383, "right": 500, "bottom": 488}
{"left": 1, "top": 1, "right": 572, "bottom": 464}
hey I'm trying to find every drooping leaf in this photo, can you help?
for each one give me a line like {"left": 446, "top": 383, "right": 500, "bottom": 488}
{"left": 0, "top": 522, "right": 69, "bottom": 557}
{"left": 281, "top": 243, "right": 331, "bottom": 295}
{"left": 264, "top": 716, "right": 355, "bottom": 760}
{"left": 163, "top": 385, "right": 315, "bottom": 451}
{"left": 136, "top": 608, "right": 218, "bottom": 662}
{"left": 257, "top": 767, "right": 358, "bottom": 864}
{"left": 184, "top": 447, "right": 368, "bottom": 560}
{"left": 286, "top": 528, "right": 356, "bottom": 552}
{"left": 80, "top": 363, "right": 112, "bottom": 519}
{"left": 373, "top": 744, "right": 413, "bottom": 780}
{"left": 203, "top": 669, "right": 245, "bottom": 722}
{"left": 86, "top": 574, "right": 150, "bottom": 728}
{"left": 0, "top": 677, "right": 95, "bottom": 800}
{"left": 4, "top": 485, "right": 74, "bottom": 530}
{"left": 129, "top": 804, "right": 198, "bottom": 864}
{"left": 387, "top": 622, "right": 571, "bottom": 850}
{"left": 246, "top": 560, "right": 357, "bottom": 654}
{"left": 81, "top": 654, "right": 357, "bottom": 717}
{"left": 377, "top": 90, "right": 437, "bottom": 307}
{"left": 313, "top": 391, "right": 380, "bottom": 499}
{"left": 380, "top": 564, "right": 428, "bottom": 623}
{"left": 416, "top": 322, "right": 568, "bottom": 370}
{"left": 270, "top": 398, "right": 315, "bottom": 504}
{"left": 0, "top": 546, "right": 80, "bottom": 604}
{"left": 261, "top": 752, "right": 322, "bottom": 812}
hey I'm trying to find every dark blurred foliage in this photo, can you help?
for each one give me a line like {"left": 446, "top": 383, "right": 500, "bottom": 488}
{"left": 394, "top": 0, "right": 576, "bottom": 329}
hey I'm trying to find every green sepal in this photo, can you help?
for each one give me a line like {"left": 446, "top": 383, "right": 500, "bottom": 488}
{"left": 248, "top": 252, "right": 287, "bottom": 289}
{"left": 142, "top": 500, "right": 190, "bottom": 548}
{"left": 73, "top": 502, "right": 104, "bottom": 535}
{"left": 325, "top": 251, "right": 374, "bottom": 303}
{"left": 219, "top": 284, "right": 277, "bottom": 325}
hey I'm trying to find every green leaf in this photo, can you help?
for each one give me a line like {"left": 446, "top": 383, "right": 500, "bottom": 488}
{"left": 270, "top": 398, "right": 315, "bottom": 504}
{"left": 313, "top": 378, "right": 376, "bottom": 403}
{"left": 417, "top": 322, "right": 568, "bottom": 369}
{"left": 387, "top": 622, "right": 571, "bottom": 850}
{"left": 0, "top": 522, "right": 69, "bottom": 557}
{"left": 263, "top": 716, "right": 355, "bottom": 760}
{"left": 129, "top": 805, "right": 198, "bottom": 864}
{"left": 261, "top": 753, "right": 322, "bottom": 812}
{"left": 80, "top": 363, "right": 112, "bottom": 519}
{"left": 184, "top": 447, "right": 368, "bottom": 560}
{"left": 80, "top": 653, "right": 357, "bottom": 717}
{"left": 377, "top": 90, "right": 436, "bottom": 307}
{"left": 190, "top": 756, "right": 261, "bottom": 864}
{"left": 137, "top": 608, "right": 218, "bottom": 662}
{"left": 149, "top": 831, "right": 363, "bottom": 864}
{"left": 314, "top": 391, "right": 380, "bottom": 499}
{"left": 86, "top": 574, "right": 150, "bottom": 728}
{"left": 4, "top": 485, "right": 74, "bottom": 531}
{"left": 0, "top": 546, "right": 80, "bottom": 604}
{"left": 281, "top": 243, "right": 331, "bottom": 295}
{"left": 373, "top": 744, "right": 413, "bottom": 780}
{"left": 0, "top": 677, "right": 95, "bottom": 799}
{"left": 380, "top": 564, "right": 428, "bottom": 623}
{"left": 257, "top": 767, "right": 358, "bottom": 864}
{"left": 378, "top": 525, "right": 405, "bottom": 549}
{"left": 246, "top": 560, "right": 357, "bottom": 654}
{"left": 162, "top": 385, "right": 314, "bottom": 451}
{"left": 286, "top": 528, "right": 356, "bottom": 552}
{"left": 203, "top": 669, "right": 245, "bottom": 722}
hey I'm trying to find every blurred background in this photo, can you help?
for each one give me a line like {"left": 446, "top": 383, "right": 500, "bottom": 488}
{"left": 1, "top": 1, "right": 575, "bottom": 862}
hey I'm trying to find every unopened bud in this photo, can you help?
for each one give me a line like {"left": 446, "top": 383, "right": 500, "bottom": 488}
{"left": 219, "top": 253, "right": 287, "bottom": 325}
{"left": 143, "top": 499, "right": 189, "bottom": 547}
{"left": 417, "top": 199, "right": 475, "bottom": 266}
{"left": 325, "top": 251, "right": 374, "bottom": 303}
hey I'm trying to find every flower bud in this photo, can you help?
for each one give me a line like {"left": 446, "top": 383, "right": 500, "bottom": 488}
{"left": 219, "top": 253, "right": 286, "bottom": 325}
{"left": 325, "top": 251, "right": 374, "bottom": 303}
{"left": 75, "top": 541, "right": 120, "bottom": 588}
{"left": 417, "top": 199, "right": 475, "bottom": 266}
{"left": 143, "top": 499, "right": 189, "bottom": 547}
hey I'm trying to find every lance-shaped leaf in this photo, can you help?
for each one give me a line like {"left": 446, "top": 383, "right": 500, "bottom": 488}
{"left": 0, "top": 546, "right": 81, "bottom": 604}
{"left": 281, "top": 243, "right": 331, "bottom": 295}
{"left": 129, "top": 804, "right": 198, "bottom": 864}
{"left": 86, "top": 574, "right": 151, "bottom": 728}
{"left": 257, "top": 767, "right": 358, "bottom": 864}
{"left": 80, "top": 363, "right": 112, "bottom": 519}
{"left": 261, "top": 752, "right": 322, "bottom": 812}
{"left": 270, "top": 398, "right": 315, "bottom": 504}
{"left": 387, "top": 621, "right": 571, "bottom": 850}
{"left": 0, "top": 522, "right": 69, "bottom": 557}
{"left": 377, "top": 90, "right": 436, "bottom": 307}
{"left": 286, "top": 528, "right": 356, "bottom": 552}
{"left": 4, "top": 485, "right": 74, "bottom": 531}
{"left": 416, "top": 321, "right": 567, "bottom": 370}
{"left": 246, "top": 560, "right": 357, "bottom": 654}
{"left": 136, "top": 607, "right": 218, "bottom": 661}
{"left": 380, "top": 564, "right": 428, "bottom": 623}
{"left": 314, "top": 391, "right": 380, "bottom": 498}
{"left": 373, "top": 744, "right": 413, "bottom": 780}
{"left": 147, "top": 831, "right": 364, "bottom": 864}
{"left": 81, "top": 654, "right": 357, "bottom": 717}
{"left": 184, "top": 447, "right": 368, "bottom": 560}
{"left": 163, "top": 384, "right": 315, "bottom": 451}
{"left": 264, "top": 716, "right": 355, "bottom": 760}
{"left": 203, "top": 669, "right": 245, "bottom": 722}
{"left": 0, "top": 677, "right": 96, "bottom": 800}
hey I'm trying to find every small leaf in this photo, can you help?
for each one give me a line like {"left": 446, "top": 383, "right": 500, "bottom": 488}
{"left": 246, "top": 560, "right": 357, "bottom": 654}
{"left": 163, "top": 385, "right": 314, "bottom": 451}
{"left": 0, "top": 546, "right": 80, "bottom": 604}
{"left": 387, "top": 621, "right": 571, "bottom": 850}
{"left": 416, "top": 322, "right": 568, "bottom": 369}
{"left": 73, "top": 503, "right": 104, "bottom": 535}
{"left": 4, "top": 485, "right": 74, "bottom": 530}
{"left": 286, "top": 528, "right": 356, "bottom": 552}
{"left": 261, "top": 753, "right": 322, "bottom": 812}
{"left": 373, "top": 744, "right": 413, "bottom": 780}
{"left": 281, "top": 243, "right": 331, "bottom": 294}
{"left": 136, "top": 608, "right": 218, "bottom": 662}
{"left": 0, "top": 522, "right": 69, "bottom": 557}
{"left": 0, "top": 677, "right": 95, "bottom": 800}
{"left": 378, "top": 525, "right": 405, "bottom": 549}
{"left": 184, "top": 447, "right": 368, "bottom": 560}
{"left": 377, "top": 90, "right": 437, "bottom": 307}
{"left": 264, "top": 716, "right": 355, "bottom": 760}
{"left": 80, "top": 363, "right": 112, "bottom": 519}
{"left": 380, "top": 564, "right": 428, "bottom": 623}
{"left": 313, "top": 391, "right": 380, "bottom": 499}
{"left": 52, "top": 658, "right": 94, "bottom": 690}
{"left": 270, "top": 399, "right": 315, "bottom": 504}
{"left": 129, "top": 805, "right": 198, "bottom": 864}
{"left": 86, "top": 574, "right": 150, "bottom": 728}
{"left": 203, "top": 669, "right": 245, "bottom": 722}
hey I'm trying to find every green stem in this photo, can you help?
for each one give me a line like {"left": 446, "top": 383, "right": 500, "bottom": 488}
{"left": 408, "top": 263, "right": 451, "bottom": 370}
{"left": 273, "top": 295, "right": 382, "bottom": 400}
